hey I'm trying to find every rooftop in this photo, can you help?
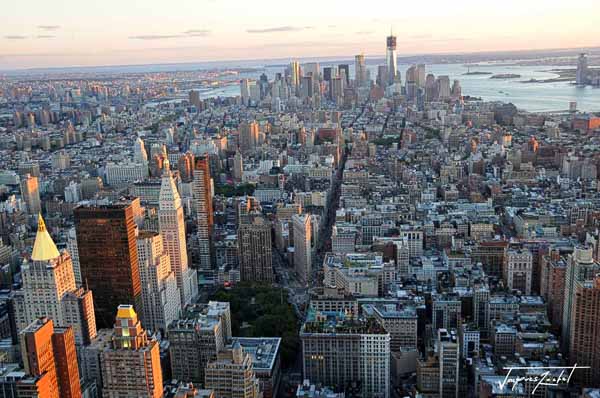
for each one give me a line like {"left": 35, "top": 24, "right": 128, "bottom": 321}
{"left": 231, "top": 337, "right": 281, "bottom": 371}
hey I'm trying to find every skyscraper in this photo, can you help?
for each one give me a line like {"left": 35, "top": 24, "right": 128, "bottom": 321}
{"left": 168, "top": 315, "right": 225, "bottom": 384}
{"left": 100, "top": 305, "right": 163, "bottom": 398}
{"left": 204, "top": 342, "right": 261, "bottom": 398}
{"left": 438, "top": 329, "right": 460, "bottom": 398}
{"left": 289, "top": 61, "right": 301, "bottom": 90}
{"left": 437, "top": 76, "right": 451, "bottom": 100}
{"left": 192, "top": 156, "right": 214, "bottom": 272}
{"left": 240, "top": 79, "right": 251, "bottom": 106}
{"left": 159, "top": 160, "right": 198, "bottom": 307}
{"left": 562, "top": 246, "right": 600, "bottom": 351}
{"left": 338, "top": 64, "right": 350, "bottom": 85}
{"left": 239, "top": 121, "right": 259, "bottom": 153}
{"left": 569, "top": 275, "right": 600, "bottom": 386}
{"left": 301, "top": 312, "right": 390, "bottom": 398}
{"left": 233, "top": 151, "right": 243, "bottom": 183}
{"left": 577, "top": 53, "right": 589, "bottom": 85}
{"left": 451, "top": 80, "right": 462, "bottom": 100}
{"left": 323, "top": 66, "right": 334, "bottom": 82}
{"left": 19, "top": 318, "right": 81, "bottom": 398}
{"left": 178, "top": 152, "right": 195, "bottom": 183}
{"left": 425, "top": 73, "right": 438, "bottom": 102}
{"left": 376, "top": 65, "right": 388, "bottom": 87}
{"left": 189, "top": 89, "right": 202, "bottom": 109}
{"left": 238, "top": 217, "right": 273, "bottom": 282}
{"left": 386, "top": 34, "right": 398, "bottom": 86}
{"left": 134, "top": 137, "right": 148, "bottom": 164}
{"left": 416, "top": 64, "right": 426, "bottom": 87}
{"left": 66, "top": 227, "right": 82, "bottom": 286}
{"left": 302, "top": 62, "right": 320, "bottom": 79}
{"left": 292, "top": 214, "right": 312, "bottom": 284}
{"left": 354, "top": 54, "right": 367, "bottom": 87}
{"left": 74, "top": 199, "right": 142, "bottom": 328}
{"left": 15, "top": 215, "right": 96, "bottom": 346}
{"left": 136, "top": 231, "right": 181, "bottom": 333}
{"left": 300, "top": 75, "right": 313, "bottom": 99}
{"left": 20, "top": 174, "right": 41, "bottom": 215}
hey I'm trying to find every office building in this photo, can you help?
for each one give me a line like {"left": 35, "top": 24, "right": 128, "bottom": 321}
{"left": 134, "top": 137, "right": 149, "bottom": 164}
{"left": 370, "top": 304, "right": 418, "bottom": 352}
{"left": 416, "top": 64, "right": 426, "bottom": 87}
{"left": 301, "top": 311, "right": 390, "bottom": 398}
{"left": 504, "top": 249, "right": 533, "bottom": 295}
{"left": 471, "top": 241, "right": 507, "bottom": 278}
{"left": 159, "top": 160, "right": 198, "bottom": 307}
{"left": 233, "top": 151, "right": 243, "bottom": 183}
{"left": 338, "top": 64, "right": 349, "bottom": 85}
{"left": 432, "top": 295, "right": 462, "bottom": 330}
{"left": 20, "top": 174, "right": 41, "bottom": 215}
{"left": 438, "top": 329, "right": 460, "bottom": 398}
{"left": 569, "top": 275, "right": 600, "bottom": 386}
{"left": 136, "top": 231, "right": 181, "bottom": 333}
{"left": 100, "top": 305, "right": 163, "bottom": 398}
{"left": 66, "top": 227, "right": 82, "bottom": 286}
{"left": 74, "top": 199, "right": 142, "bottom": 328}
{"left": 16, "top": 215, "right": 96, "bottom": 346}
{"left": 561, "top": 246, "right": 600, "bottom": 349}
{"left": 385, "top": 34, "right": 398, "bottom": 86}
{"left": 204, "top": 343, "right": 261, "bottom": 398}
{"left": 189, "top": 90, "right": 202, "bottom": 109}
{"left": 232, "top": 338, "right": 281, "bottom": 398}
{"left": 192, "top": 156, "right": 214, "bottom": 272}
{"left": 303, "top": 62, "right": 319, "bottom": 79}
{"left": 19, "top": 318, "right": 81, "bottom": 398}
{"left": 354, "top": 54, "right": 367, "bottom": 87}
{"left": 239, "top": 121, "right": 259, "bottom": 153}
{"left": 301, "top": 75, "right": 313, "bottom": 99}
{"left": 292, "top": 214, "right": 312, "bottom": 284}
{"left": 437, "top": 76, "right": 451, "bottom": 100}
{"left": 577, "top": 53, "right": 589, "bottom": 85}
{"left": 289, "top": 61, "right": 302, "bottom": 90}
{"left": 168, "top": 315, "right": 226, "bottom": 384}
{"left": 238, "top": 217, "right": 273, "bottom": 282}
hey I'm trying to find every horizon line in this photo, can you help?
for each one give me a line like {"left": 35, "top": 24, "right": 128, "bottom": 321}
{"left": 1, "top": 44, "right": 599, "bottom": 74}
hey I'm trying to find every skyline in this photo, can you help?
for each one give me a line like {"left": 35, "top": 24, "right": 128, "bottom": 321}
{"left": 2, "top": 0, "right": 600, "bottom": 70}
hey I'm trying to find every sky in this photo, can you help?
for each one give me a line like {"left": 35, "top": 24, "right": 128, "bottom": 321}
{"left": 1, "top": 0, "right": 599, "bottom": 70}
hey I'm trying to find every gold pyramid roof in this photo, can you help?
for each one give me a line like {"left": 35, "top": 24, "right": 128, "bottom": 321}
{"left": 116, "top": 304, "right": 137, "bottom": 320}
{"left": 31, "top": 214, "right": 60, "bottom": 261}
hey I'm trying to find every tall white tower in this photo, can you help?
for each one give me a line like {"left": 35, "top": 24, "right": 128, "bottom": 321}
{"left": 159, "top": 159, "right": 198, "bottom": 308}
{"left": 134, "top": 137, "right": 148, "bottom": 164}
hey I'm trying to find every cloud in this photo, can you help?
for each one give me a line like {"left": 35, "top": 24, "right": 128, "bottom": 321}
{"left": 183, "top": 29, "right": 211, "bottom": 37}
{"left": 4, "top": 35, "right": 27, "bottom": 40}
{"left": 37, "top": 25, "right": 60, "bottom": 31}
{"left": 129, "top": 34, "right": 183, "bottom": 40}
{"left": 247, "top": 26, "right": 313, "bottom": 34}
{"left": 129, "top": 30, "right": 211, "bottom": 40}
{"left": 36, "top": 35, "right": 56, "bottom": 39}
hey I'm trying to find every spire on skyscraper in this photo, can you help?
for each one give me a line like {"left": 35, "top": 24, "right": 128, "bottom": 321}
{"left": 159, "top": 161, "right": 181, "bottom": 210}
{"left": 31, "top": 214, "right": 60, "bottom": 261}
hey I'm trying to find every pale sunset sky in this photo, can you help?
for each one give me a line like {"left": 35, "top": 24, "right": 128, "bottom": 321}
{"left": 1, "top": 0, "right": 599, "bottom": 69}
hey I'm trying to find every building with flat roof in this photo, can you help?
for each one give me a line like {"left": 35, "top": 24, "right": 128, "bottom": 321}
{"left": 232, "top": 337, "right": 281, "bottom": 398}
{"left": 300, "top": 310, "right": 390, "bottom": 398}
